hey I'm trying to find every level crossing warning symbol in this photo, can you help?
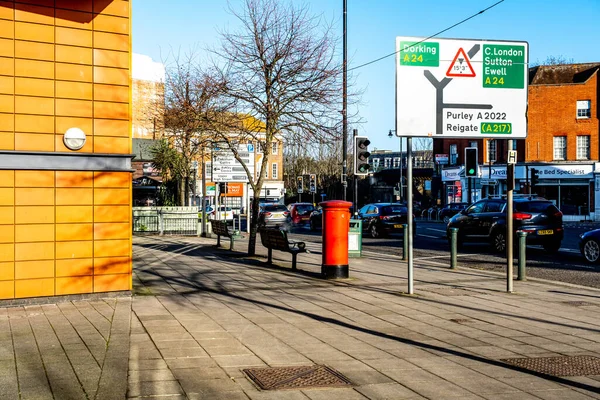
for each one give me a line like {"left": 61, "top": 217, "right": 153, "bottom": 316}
{"left": 446, "top": 47, "right": 475, "bottom": 77}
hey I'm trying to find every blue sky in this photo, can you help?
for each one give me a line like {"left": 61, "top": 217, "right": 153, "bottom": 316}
{"left": 132, "top": 0, "right": 600, "bottom": 151}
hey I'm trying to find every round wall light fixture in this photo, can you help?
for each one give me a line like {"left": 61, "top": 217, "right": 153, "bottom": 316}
{"left": 63, "top": 127, "right": 86, "bottom": 150}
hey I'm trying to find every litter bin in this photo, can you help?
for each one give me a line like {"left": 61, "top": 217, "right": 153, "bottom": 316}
{"left": 321, "top": 200, "right": 352, "bottom": 279}
{"left": 348, "top": 219, "right": 362, "bottom": 258}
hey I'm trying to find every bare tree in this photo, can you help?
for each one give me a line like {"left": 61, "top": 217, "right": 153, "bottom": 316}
{"left": 530, "top": 55, "right": 575, "bottom": 67}
{"left": 208, "top": 0, "right": 350, "bottom": 255}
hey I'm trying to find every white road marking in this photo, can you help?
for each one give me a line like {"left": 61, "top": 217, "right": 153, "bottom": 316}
{"left": 418, "top": 234, "right": 440, "bottom": 239}
{"left": 426, "top": 228, "right": 447, "bottom": 233}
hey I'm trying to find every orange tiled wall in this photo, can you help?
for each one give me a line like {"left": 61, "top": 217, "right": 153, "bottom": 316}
{"left": 0, "top": 170, "right": 131, "bottom": 299}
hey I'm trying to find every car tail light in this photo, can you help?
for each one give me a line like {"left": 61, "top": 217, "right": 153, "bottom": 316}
{"left": 513, "top": 212, "right": 532, "bottom": 220}
{"left": 553, "top": 210, "right": 563, "bottom": 218}
{"left": 284, "top": 211, "right": 290, "bottom": 216}
{"left": 379, "top": 215, "right": 390, "bottom": 220}
{"left": 264, "top": 212, "right": 272, "bottom": 217}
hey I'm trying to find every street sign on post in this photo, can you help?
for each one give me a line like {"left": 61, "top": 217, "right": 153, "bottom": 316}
{"left": 396, "top": 37, "right": 528, "bottom": 139}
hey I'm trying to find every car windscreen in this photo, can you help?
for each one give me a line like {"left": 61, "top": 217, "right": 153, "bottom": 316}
{"left": 515, "top": 201, "right": 557, "bottom": 214}
{"left": 264, "top": 205, "right": 288, "bottom": 212}
{"left": 295, "top": 205, "right": 314, "bottom": 213}
{"left": 380, "top": 206, "right": 407, "bottom": 215}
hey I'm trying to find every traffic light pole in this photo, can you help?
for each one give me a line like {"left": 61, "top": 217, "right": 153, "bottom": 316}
{"left": 407, "top": 137, "right": 414, "bottom": 295}
{"left": 353, "top": 129, "right": 358, "bottom": 215}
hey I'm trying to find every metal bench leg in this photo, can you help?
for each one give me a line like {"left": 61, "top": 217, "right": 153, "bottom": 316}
{"left": 268, "top": 248, "right": 272, "bottom": 264}
{"left": 292, "top": 253, "right": 297, "bottom": 271}
{"left": 230, "top": 237, "right": 234, "bottom": 251}
{"left": 216, "top": 234, "right": 221, "bottom": 247}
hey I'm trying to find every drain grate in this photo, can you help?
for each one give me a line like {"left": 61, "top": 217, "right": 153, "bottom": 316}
{"left": 501, "top": 356, "right": 600, "bottom": 376}
{"left": 244, "top": 365, "right": 353, "bottom": 390}
{"left": 561, "top": 301, "right": 597, "bottom": 307}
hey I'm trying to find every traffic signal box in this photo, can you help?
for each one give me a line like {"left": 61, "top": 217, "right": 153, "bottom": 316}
{"left": 464, "top": 147, "right": 478, "bottom": 177}
{"left": 297, "top": 176, "right": 304, "bottom": 193}
{"left": 531, "top": 168, "right": 539, "bottom": 187}
{"left": 354, "top": 136, "right": 371, "bottom": 176}
{"left": 309, "top": 174, "right": 316, "bottom": 193}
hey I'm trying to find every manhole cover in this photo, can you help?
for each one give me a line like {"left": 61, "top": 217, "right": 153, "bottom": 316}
{"left": 561, "top": 301, "right": 597, "bottom": 307}
{"left": 244, "top": 365, "right": 353, "bottom": 390}
{"left": 449, "top": 318, "right": 473, "bottom": 324}
{"left": 423, "top": 287, "right": 476, "bottom": 296}
{"left": 501, "top": 356, "right": 600, "bottom": 376}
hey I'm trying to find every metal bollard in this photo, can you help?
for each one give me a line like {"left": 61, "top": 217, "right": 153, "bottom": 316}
{"left": 517, "top": 231, "right": 527, "bottom": 281}
{"left": 450, "top": 227, "right": 458, "bottom": 269}
{"left": 402, "top": 224, "right": 408, "bottom": 260}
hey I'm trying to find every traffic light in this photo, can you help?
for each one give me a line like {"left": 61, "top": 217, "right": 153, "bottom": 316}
{"left": 308, "top": 174, "right": 316, "bottom": 193}
{"left": 354, "top": 136, "right": 371, "bottom": 175}
{"left": 218, "top": 182, "right": 226, "bottom": 194}
{"left": 297, "top": 176, "right": 304, "bottom": 193}
{"left": 464, "top": 147, "right": 478, "bottom": 177}
{"left": 531, "top": 168, "right": 539, "bottom": 187}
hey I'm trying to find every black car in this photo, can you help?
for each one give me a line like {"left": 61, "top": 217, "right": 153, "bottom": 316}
{"left": 309, "top": 208, "right": 323, "bottom": 231}
{"left": 446, "top": 196, "right": 563, "bottom": 253}
{"left": 358, "top": 203, "right": 415, "bottom": 238}
{"left": 439, "top": 202, "right": 470, "bottom": 223}
{"left": 579, "top": 229, "right": 600, "bottom": 263}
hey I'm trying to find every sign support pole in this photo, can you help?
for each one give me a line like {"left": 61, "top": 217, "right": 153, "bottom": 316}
{"left": 407, "top": 137, "right": 414, "bottom": 295}
{"left": 507, "top": 140, "right": 515, "bottom": 293}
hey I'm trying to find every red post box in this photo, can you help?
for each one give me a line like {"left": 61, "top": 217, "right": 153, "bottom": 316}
{"left": 320, "top": 200, "right": 352, "bottom": 279}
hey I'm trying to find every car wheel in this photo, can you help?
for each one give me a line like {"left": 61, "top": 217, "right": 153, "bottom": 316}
{"left": 582, "top": 238, "right": 600, "bottom": 263}
{"left": 310, "top": 219, "right": 316, "bottom": 231}
{"left": 370, "top": 224, "right": 380, "bottom": 238}
{"left": 443, "top": 215, "right": 450, "bottom": 224}
{"left": 491, "top": 230, "right": 506, "bottom": 253}
{"left": 543, "top": 240, "right": 561, "bottom": 254}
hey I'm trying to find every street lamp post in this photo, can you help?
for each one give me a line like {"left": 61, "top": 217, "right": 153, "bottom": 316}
{"left": 389, "top": 130, "right": 403, "bottom": 203}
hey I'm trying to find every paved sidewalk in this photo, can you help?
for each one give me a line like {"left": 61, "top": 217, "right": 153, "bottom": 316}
{"left": 3, "top": 234, "right": 600, "bottom": 399}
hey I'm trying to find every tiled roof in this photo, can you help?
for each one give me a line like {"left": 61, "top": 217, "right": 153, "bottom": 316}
{"left": 529, "top": 63, "right": 600, "bottom": 85}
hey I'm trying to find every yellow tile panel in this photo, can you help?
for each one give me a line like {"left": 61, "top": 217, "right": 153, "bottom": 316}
{"left": 56, "top": 258, "right": 93, "bottom": 277}
{"left": 56, "top": 275, "right": 92, "bottom": 295}
{"left": 0, "top": 56, "right": 14, "bottom": 75}
{"left": 0, "top": 206, "right": 15, "bottom": 224}
{"left": 56, "top": 223, "right": 93, "bottom": 241}
{"left": 15, "top": 171, "right": 54, "bottom": 187}
{"left": 94, "top": 136, "right": 129, "bottom": 154}
{"left": 56, "top": 63, "right": 92, "bottom": 82}
{"left": 94, "top": 222, "right": 129, "bottom": 240}
{"left": 0, "top": 243, "right": 14, "bottom": 261}
{"left": 15, "top": 206, "right": 54, "bottom": 224}
{"left": 15, "top": 77, "right": 54, "bottom": 97}
{"left": 94, "top": 205, "right": 129, "bottom": 223}
{"left": 55, "top": 98, "right": 92, "bottom": 118}
{"left": 15, "top": 21, "right": 54, "bottom": 43}
{"left": 56, "top": 188, "right": 93, "bottom": 205}
{"left": 56, "top": 240, "right": 93, "bottom": 259}
{"left": 15, "top": 59, "right": 54, "bottom": 79}
{"left": 0, "top": 76, "right": 13, "bottom": 95}
{"left": 55, "top": 117, "right": 93, "bottom": 137}
{"left": 15, "top": 189, "right": 55, "bottom": 206}
{"left": 94, "top": 188, "right": 129, "bottom": 205}
{"left": 95, "top": 0, "right": 129, "bottom": 17}
{"left": 15, "top": 260, "right": 54, "bottom": 279}
{"left": 0, "top": 20, "right": 13, "bottom": 39}
{"left": 14, "top": 4, "right": 54, "bottom": 25}
{"left": 94, "top": 273, "right": 130, "bottom": 292}
{"left": 93, "top": 66, "right": 128, "bottom": 86}
{"left": 55, "top": 44, "right": 92, "bottom": 65}
{"left": 0, "top": 131, "right": 14, "bottom": 150}
{"left": 93, "top": 31, "right": 129, "bottom": 52}
{"left": 94, "top": 101, "right": 128, "bottom": 120}
{"left": 15, "top": 224, "right": 54, "bottom": 243}
{"left": 0, "top": 2, "right": 14, "bottom": 20}
{"left": 15, "top": 114, "right": 54, "bottom": 133}
{"left": 93, "top": 119, "right": 129, "bottom": 137}
{"left": 93, "top": 49, "right": 129, "bottom": 69}
{"left": 15, "top": 242, "right": 54, "bottom": 261}
{"left": 93, "top": 14, "right": 129, "bottom": 35}
{"left": 55, "top": 26, "right": 91, "bottom": 47}
{"left": 0, "top": 94, "right": 13, "bottom": 113}
{"left": 15, "top": 96, "right": 54, "bottom": 115}
{"left": 55, "top": 9, "right": 92, "bottom": 30}
{"left": 0, "top": 37, "right": 14, "bottom": 57}
{"left": 56, "top": 205, "right": 92, "bottom": 223}
{"left": 94, "top": 239, "right": 129, "bottom": 258}
{"left": 56, "top": 0, "right": 92, "bottom": 12}
{"left": 0, "top": 280, "right": 14, "bottom": 299}
{"left": 15, "top": 133, "right": 54, "bottom": 151}
{"left": 56, "top": 171, "right": 93, "bottom": 188}
{"left": 0, "top": 261, "right": 14, "bottom": 280}
{"left": 15, "top": 278, "right": 54, "bottom": 298}
{"left": 94, "top": 256, "right": 130, "bottom": 275}
{"left": 15, "top": 40, "right": 54, "bottom": 61}
{"left": 56, "top": 81, "right": 93, "bottom": 100}
{"left": 0, "top": 224, "right": 13, "bottom": 243}
{"left": 0, "top": 171, "right": 14, "bottom": 187}
{"left": 0, "top": 188, "right": 14, "bottom": 205}
{"left": 0, "top": 113, "right": 14, "bottom": 131}
{"left": 93, "top": 84, "right": 129, "bottom": 103}
{"left": 94, "top": 172, "right": 130, "bottom": 188}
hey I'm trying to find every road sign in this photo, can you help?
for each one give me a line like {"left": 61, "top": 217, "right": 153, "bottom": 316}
{"left": 507, "top": 150, "right": 517, "bottom": 164}
{"left": 209, "top": 143, "right": 255, "bottom": 182}
{"left": 396, "top": 37, "right": 528, "bottom": 138}
{"left": 435, "top": 154, "right": 449, "bottom": 164}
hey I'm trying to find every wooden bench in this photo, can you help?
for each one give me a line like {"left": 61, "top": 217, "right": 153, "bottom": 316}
{"left": 259, "top": 228, "right": 307, "bottom": 270}
{"left": 211, "top": 220, "right": 239, "bottom": 250}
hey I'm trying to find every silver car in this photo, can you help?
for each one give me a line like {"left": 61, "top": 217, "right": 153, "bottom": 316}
{"left": 258, "top": 204, "right": 290, "bottom": 228}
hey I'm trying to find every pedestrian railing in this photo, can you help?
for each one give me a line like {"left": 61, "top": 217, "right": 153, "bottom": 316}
{"left": 133, "top": 206, "right": 201, "bottom": 236}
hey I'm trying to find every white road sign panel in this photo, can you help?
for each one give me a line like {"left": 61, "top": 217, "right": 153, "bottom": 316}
{"left": 208, "top": 143, "right": 255, "bottom": 182}
{"left": 396, "top": 37, "right": 528, "bottom": 138}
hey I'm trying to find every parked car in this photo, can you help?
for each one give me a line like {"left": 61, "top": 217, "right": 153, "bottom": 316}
{"left": 579, "top": 229, "right": 600, "bottom": 263}
{"left": 258, "top": 203, "right": 290, "bottom": 228}
{"left": 439, "top": 202, "right": 470, "bottom": 223}
{"left": 204, "top": 206, "right": 234, "bottom": 221}
{"left": 309, "top": 208, "right": 323, "bottom": 230}
{"left": 358, "top": 203, "right": 416, "bottom": 238}
{"left": 446, "top": 196, "right": 563, "bottom": 253}
{"left": 287, "top": 203, "right": 315, "bottom": 226}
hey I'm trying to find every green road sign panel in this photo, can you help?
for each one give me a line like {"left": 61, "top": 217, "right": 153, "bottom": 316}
{"left": 399, "top": 41, "right": 439, "bottom": 67}
{"left": 481, "top": 122, "right": 512, "bottom": 134}
{"left": 482, "top": 44, "right": 526, "bottom": 89}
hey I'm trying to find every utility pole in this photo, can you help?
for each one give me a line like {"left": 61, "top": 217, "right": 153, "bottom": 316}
{"left": 342, "top": 0, "right": 348, "bottom": 200}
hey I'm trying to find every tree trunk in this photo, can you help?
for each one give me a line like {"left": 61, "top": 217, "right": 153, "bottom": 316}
{"left": 247, "top": 195, "right": 261, "bottom": 256}
{"left": 178, "top": 179, "right": 185, "bottom": 206}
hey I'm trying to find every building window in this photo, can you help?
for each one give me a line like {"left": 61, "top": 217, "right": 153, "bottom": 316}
{"left": 553, "top": 136, "right": 567, "bottom": 160}
{"left": 393, "top": 157, "right": 400, "bottom": 168}
{"left": 577, "top": 136, "right": 590, "bottom": 160}
{"left": 487, "top": 140, "right": 496, "bottom": 162}
{"left": 272, "top": 142, "right": 278, "bottom": 155}
{"left": 469, "top": 141, "right": 477, "bottom": 149}
{"left": 272, "top": 163, "right": 278, "bottom": 179}
{"left": 450, "top": 144, "right": 458, "bottom": 165}
{"left": 372, "top": 158, "right": 380, "bottom": 169}
{"left": 384, "top": 158, "right": 391, "bottom": 169}
{"left": 577, "top": 100, "right": 591, "bottom": 118}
